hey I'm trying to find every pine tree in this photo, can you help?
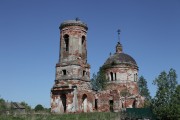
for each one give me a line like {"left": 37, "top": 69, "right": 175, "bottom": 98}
{"left": 152, "top": 68, "right": 178, "bottom": 120}
{"left": 91, "top": 67, "right": 107, "bottom": 90}
{"left": 170, "top": 85, "right": 180, "bottom": 119}
{"left": 91, "top": 73, "right": 98, "bottom": 90}
{"left": 138, "top": 76, "right": 151, "bottom": 107}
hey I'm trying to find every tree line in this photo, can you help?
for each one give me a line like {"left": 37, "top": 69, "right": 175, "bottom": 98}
{"left": 0, "top": 99, "right": 49, "bottom": 114}
{"left": 1, "top": 68, "right": 179, "bottom": 119}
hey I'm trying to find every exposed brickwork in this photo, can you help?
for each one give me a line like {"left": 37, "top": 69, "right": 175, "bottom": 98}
{"left": 50, "top": 19, "right": 144, "bottom": 114}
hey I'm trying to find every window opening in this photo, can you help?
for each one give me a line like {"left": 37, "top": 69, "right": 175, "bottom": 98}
{"left": 109, "top": 100, "right": 114, "bottom": 112}
{"left": 64, "top": 34, "right": 69, "bottom": 51}
{"left": 82, "top": 36, "right": 85, "bottom": 45}
{"left": 62, "top": 70, "right": 67, "bottom": 75}
{"left": 83, "top": 70, "right": 86, "bottom": 76}
{"left": 134, "top": 73, "right": 138, "bottom": 82}
{"left": 132, "top": 100, "right": 136, "bottom": 108}
{"left": 136, "top": 73, "right": 138, "bottom": 81}
{"left": 110, "top": 72, "right": 113, "bottom": 81}
{"left": 95, "top": 99, "right": 98, "bottom": 110}
{"left": 122, "top": 103, "right": 124, "bottom": 108}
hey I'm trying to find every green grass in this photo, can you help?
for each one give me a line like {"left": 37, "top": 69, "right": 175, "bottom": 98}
{"left": 0, "top": 112, "right": 122, "bottom": 120}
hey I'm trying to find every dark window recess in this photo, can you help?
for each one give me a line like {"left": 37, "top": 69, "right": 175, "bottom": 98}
{"left": 64, "top": 34, "right": 69, "bottom": 51}
{"left": 60, "top": 94, "right": 67, "bottom": 113}
{"left": 62, "top": 70, "right": 67, "bottom": 75}
{"left": 110, "top": 72, "right": 113, "bottom": 81}
{"left": 109, "top": 100, "right": 114, "bottom": 112}
{"left": 136, "top": 73, "right": 138, "bottom": 81}
{"left": 82, "top": 94, "right": 87, "bottom": 102}
{"left": 95, "top": 99, "right": 98, "bottom": 110}
{"left": 83, "top": 70, "right": 86, "bottom": 76}
{"left": 115, "top": 73, "right": 117, "bottom": 80}
{"left": 82, "top": 36, "right": 85, "bottom": 45}
{"left": 132, "top": 100, "right": 136, "bottom": 108}
{"left": 134, "top": 73, "right": 137, "bottom": 82}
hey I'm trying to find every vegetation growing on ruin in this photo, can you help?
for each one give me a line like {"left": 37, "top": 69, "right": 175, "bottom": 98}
{"left": 138, "top": 76, "right": 151, "bottom": 107}
{"left": 91, "top": 67, "right": 108, "bottom": 91}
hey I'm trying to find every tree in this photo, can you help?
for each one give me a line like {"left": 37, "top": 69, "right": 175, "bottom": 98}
{"left": 91, "top": 67, "right": 107, "bottom": 90}
{"left": 152, "top": 71, "right": 169, "bottom": 119}
{"left": 34, "top": 104, "right": 44, "bottom": 112}
{"left": 0, "top": 97, "right": 7, "bottom": 111}
{"left": 169, "top": 85, "right": 180, "bottom": 119}
{"left": 152, "top": 68, "right": 178, "bottom": 120}
{"left": 91, "top": 73, "right": 98, "bottom": 90}
{"left": 138, "top": 76, "right": 151, "bottom": 107}
{"left": 167, "top": 68, "right": 177, "bottom": 97}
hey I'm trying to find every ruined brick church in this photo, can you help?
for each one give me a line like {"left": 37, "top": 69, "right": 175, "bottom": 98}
{"left": 51, "top": 19, "right": 144, "bottom": 114}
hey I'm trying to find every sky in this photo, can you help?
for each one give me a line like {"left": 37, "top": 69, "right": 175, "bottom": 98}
{"left": 0, "top": 0, "right": 180, "bottom": 108}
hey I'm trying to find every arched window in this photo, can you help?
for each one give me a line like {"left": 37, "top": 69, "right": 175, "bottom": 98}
{"left": 132, "top": 100, "right": 136, "bottom": 108}
{"left": 95, "top": 99, "right": 98, "bottom": 110}
{"left": 134, "top": 73, "right": 138, "bottom": 82}
{"left": 83, "top": 70, "right": 86, "bottom": 76}
{"left": 82, "top": 94, "right": 87, "bottom": 112}
{"left": 110, "top": 72, "right": 113, "bottom": 81}
{"left": 82, "top": 36, "right": 85, "bottom": 45}
{"left": 64, "top": 34, "right": 69, "bottom": 51}
{"left": 136, "top": 73, "right": 138, "bottom": 81}
{"left": 109, "top": 100, "right": 114, "bottom": 112}
{"left": 115, "top": 73, "right": 117, "bottom": 81}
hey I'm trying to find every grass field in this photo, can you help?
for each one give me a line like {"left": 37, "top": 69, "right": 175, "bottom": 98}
{"left": 0, "top": 112, "right": 124, "bottom": 120}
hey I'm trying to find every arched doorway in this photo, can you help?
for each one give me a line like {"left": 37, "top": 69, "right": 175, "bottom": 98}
{"left": 60, "top": 94, "right": 67, "bottom": 113}
{"left": 109, "top": 100, "right": 114, "bottom": 112}
{"left": 132, "top": 100, "right": 136, "bottom": 108}
{"left": 95, "top": 99, "right": 98, "bottom": 110}
{"left": 82, "top": 94, "right": 87, "bottom": 112}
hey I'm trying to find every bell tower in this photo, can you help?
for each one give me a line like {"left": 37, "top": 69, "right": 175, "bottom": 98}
{"left": 51, "top": 19, "right": 91, "bottom": 113}
{"left": 56, "top": 18, "right": 90, "bottom": 82}
{"left": 52, "top": 18, "right": 91, "bottom": 92}
{"left": 59, "top": 18, "right": 88, "bottom": 64}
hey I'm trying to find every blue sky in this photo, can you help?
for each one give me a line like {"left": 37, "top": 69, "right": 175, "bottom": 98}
{"left": 0, "top": 0, "right": 180, "bottom": 108}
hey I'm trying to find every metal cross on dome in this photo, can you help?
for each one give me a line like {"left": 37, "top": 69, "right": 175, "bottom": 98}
{"left": 75, "top": 17, "right": 80, "bottom": 21}
{"left": 117, "top": 29, "right": 121, "bottom": 43}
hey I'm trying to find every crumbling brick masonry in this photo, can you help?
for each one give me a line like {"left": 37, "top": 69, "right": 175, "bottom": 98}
{"left": 50, "top": 19, "right": 144, "bottom": 114}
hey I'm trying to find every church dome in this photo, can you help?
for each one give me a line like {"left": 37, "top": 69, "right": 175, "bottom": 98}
{"left": 104, "top": 52, "right": 138, "bottom": 67}
{"left": 103, "top": 41, "right": 138, "bottom": 68}
{"left": 59, "top": 18, "right": 88, "bottom": 30}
